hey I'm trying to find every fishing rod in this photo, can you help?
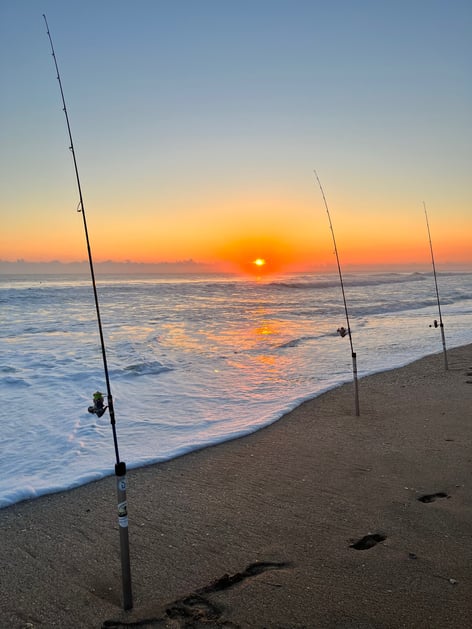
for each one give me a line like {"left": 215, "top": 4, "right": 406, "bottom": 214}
{"left": 424, "top": 202, "right": 448, "bottom": 370}
{"left": 314, "top": 170, "right": 360, "bottom": 416}
{"left": 43, "top": 14, "right": 133, "bottom": 610}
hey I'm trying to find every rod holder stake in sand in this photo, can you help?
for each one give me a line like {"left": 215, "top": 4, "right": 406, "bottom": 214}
{"left": 115, "top": 462, "right": 133, "bottom": 610}
{"left": 351, "top": 352, "right": 360, "bottom": 416}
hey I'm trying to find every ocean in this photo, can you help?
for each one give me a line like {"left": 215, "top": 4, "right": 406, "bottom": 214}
{"left": 1, "top": 271, "right": 471, "bottom": 509}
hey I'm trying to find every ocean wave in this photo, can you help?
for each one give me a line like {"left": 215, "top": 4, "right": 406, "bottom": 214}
{"left": 277, "top": 335, "right": 327, "bottom": 349}
{"left": 353, "top": 296, "right": 455, "bottom": 317}
{"left": 268, "top": 273, "right": 429, "bottom": 291}
{"left": 120, "top": 361, "right": 173, "bottom": 377}
{"left": 0, "top": 376, "right": 31, "bottom": 387}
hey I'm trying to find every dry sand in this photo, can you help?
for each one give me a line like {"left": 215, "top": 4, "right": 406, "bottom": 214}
{"left": 1, "top": 345, "right": 472, "bottom": 628}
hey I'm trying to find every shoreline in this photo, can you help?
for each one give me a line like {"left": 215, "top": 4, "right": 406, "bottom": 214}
{"left": 1, "top": 344, "right": 472, "bottom": 628}
{"left": 1, "top": 345, "right": 465, "bottom": 512}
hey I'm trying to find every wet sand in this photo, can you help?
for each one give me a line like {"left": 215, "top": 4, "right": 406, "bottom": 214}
{"left": 1, "top": 345, "right": 472, "bottom": 628}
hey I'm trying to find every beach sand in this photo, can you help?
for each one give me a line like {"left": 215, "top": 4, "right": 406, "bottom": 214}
{"left": 1, "top": 345, "right": 472, "bottom": 628}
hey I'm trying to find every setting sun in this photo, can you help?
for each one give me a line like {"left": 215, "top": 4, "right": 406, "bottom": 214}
{"left": 253, "top": 258, "right": 266, "bottom": 267}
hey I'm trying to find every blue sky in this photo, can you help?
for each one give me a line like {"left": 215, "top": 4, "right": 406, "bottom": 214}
{"left": 1, "top": 1, "right": 471, "bottom": 270}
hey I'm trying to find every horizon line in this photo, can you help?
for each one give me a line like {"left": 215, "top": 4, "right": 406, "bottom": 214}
{"left": 1, "top": 258, "right": 471, "bottom": 276}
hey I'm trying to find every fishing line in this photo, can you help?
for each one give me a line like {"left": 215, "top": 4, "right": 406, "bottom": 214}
{"left": 423, "top": 202, "right": 448, "bottom": 370}
{"left": 314, "top": 170, "right": 360, "bottom": 416}
{"left": 43, "top": 14, "right": 133, "bottom": 610}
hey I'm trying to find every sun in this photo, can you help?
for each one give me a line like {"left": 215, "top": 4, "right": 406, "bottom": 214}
{"left": 253, "top": 258, "right": 266, "bottom": 267}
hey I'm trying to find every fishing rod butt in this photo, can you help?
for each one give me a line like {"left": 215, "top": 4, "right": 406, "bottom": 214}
{"left": 115, "top": 461, "right": 127, "bottom": 476}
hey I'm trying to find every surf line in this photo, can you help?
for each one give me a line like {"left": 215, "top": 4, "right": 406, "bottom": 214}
{"left": 43, "top": 15, "right": 133, "bottom": 610}
{"left": 423, "top": 202, "right": 448, "bottom": 370}
{"left": 313, "top": 170, "right": 360, "bottom": 416}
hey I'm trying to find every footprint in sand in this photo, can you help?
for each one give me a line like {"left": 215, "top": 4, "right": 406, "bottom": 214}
{"left": 349, "top": 533, "right": 386, "bottom": 550}
{"left": 417, "top": 491, "right": 449, "bottom": 503}
{"left": 103, "top": 561, "right": 289, "bottom": 628}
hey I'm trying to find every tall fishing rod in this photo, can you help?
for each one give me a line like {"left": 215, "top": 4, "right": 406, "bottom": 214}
{"left": 43, "top": 14, "right": 133, "bottom": 610}
{"left": 423, "top": 202, "right": 448, "bottom": 371}
{"left": 314, "top": 170, "right": 360, "bottom": 416}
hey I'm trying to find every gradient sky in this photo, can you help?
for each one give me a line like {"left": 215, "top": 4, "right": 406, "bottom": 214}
{"left": 1, "top": 0, "right": 471, "bottom": 274}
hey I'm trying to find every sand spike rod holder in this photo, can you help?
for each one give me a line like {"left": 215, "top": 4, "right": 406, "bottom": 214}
{"left": 43, "top": 14, "right": 133, "bottom": 610}
{"left": 314, "top": 170, "right": 360, "bottom": 416}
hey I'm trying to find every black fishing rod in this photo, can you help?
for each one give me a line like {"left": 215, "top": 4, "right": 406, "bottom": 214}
{"left": 424, "top": 202, "right": 448, "bottom": 371}
{"left": 314, "top": 170, "right": 360, "bottom": 416}
{"left": 43, "top": 14, "right": 133, "bottom": 610}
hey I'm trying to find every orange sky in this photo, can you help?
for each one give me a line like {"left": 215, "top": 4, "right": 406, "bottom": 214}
{"left": 2, "top": 187, "right": 471, "bottom": 274}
